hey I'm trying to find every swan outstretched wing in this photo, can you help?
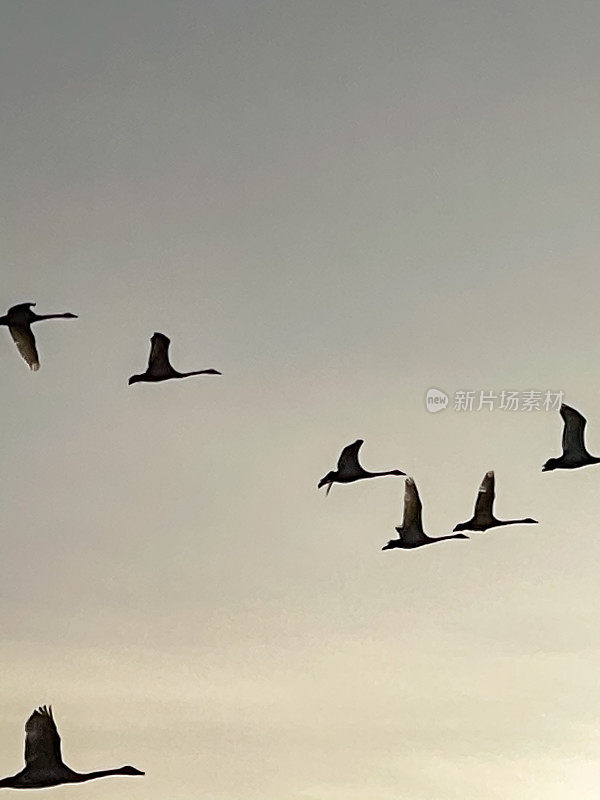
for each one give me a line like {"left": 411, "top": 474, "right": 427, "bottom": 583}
{"left": 473, "top": 471, "right": 495, "bottom": 521}
{"left": 9, "top": 325, "right": 40, "bottom": 370}
{"left": 8, "top": 302, "right": 36, "bottom": 315}
{"left": 395, "top": 477, "right": 426, "bottom": 544}
{"left": 561, "top": 404, "right": 588, "bottom": 458}
{"left": 147, "top": 332, "right": 172, "bottom": 377}
{"left": 24, "top": 706, "right": 63, "bottom": 771}
{"left": 336, "top": 440, "right": 363, "bottom": 477}
{"left": 403, "top": 478, "right": 423, "bottom": 529}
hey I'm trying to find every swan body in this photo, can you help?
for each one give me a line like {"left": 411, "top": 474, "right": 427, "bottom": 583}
{"left": 382, "top": 478, "right": 468, "bottom": 550}
{"left": 453, "top": 471, "right": 538, "bottom": 532}
{"left": 542, "top": 404, "right": 600, "bottom": 471}
{"left": 0, "top": 302, "right": 77, "bottom": 370}
{"left": 0, "top": 706, "right": 143, "bottom": 789}
{"left": 129, "top": 332, "right": 221, "bottom": 384}
{"left": 318, "top": 439, "right": 405, "bottom": 494}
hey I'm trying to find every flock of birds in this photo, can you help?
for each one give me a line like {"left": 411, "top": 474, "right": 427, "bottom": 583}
{"left": 2, "top": 300, "right": 599, "bottom": 789}
{"left": 317, "top": 399, "right": 599, "bottom": 550}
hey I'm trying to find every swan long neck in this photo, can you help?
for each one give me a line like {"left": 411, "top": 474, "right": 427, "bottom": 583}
{"left": 364, "top": 470, "right": 402, "bottom": 478}
{"left": 71, "top": 768, "right": 131, "bottom": 783}
{"left": 32, "top": 312, "right": 75, "bottom": 321}
{"left": 179, "top": 369, "right": 216, "bottom": 378}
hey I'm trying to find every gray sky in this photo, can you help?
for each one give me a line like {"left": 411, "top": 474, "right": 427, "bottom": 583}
{"left": 2, "top": 1, "right": 600, "bottom": 798}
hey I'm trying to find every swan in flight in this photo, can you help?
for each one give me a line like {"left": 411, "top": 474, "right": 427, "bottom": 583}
{"left": 453, "top": 471, "right": 538, "bottom": 532}
{"left": 129, "top": 332, "right": 221, "bottom": 384}
{"left": 318, "top": 439, "right": 405, "bottom": 494}
{"left": 382, "top": 478, "right": 468, "bottom": 549}
{"left": 0, "top": 706, "right": 144, "bottom": 789}
{"left": 542, "top": 404, "right": 600, "bottom": 471}
{"left": 0, "top": 302, "right": 77, "bottom": 370}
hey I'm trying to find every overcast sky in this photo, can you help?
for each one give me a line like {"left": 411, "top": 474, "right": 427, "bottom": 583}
{"left": 2, "top": 1, "right": 600, "bottom": 798}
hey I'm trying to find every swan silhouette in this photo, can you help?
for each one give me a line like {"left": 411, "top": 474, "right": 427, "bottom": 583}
{"left": 542, "top": 404, "right": 600, "bottom": 471}
{"left": 318, "top": 439, "right": 405, "bottom": 494}
{"left": 453, "top": 471, "right": 538, "bottom": 532}
{"left": 382, "top": 477, "right": 468, "bottom": 549}
{"left": 129, "top": 332, "right": 221, "bottom": 384}
{"left": 0, "top": 706, "right": 144, "bottom": 789}
{"left": 0, "top": 302, "right": 77, "bottom": 370}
